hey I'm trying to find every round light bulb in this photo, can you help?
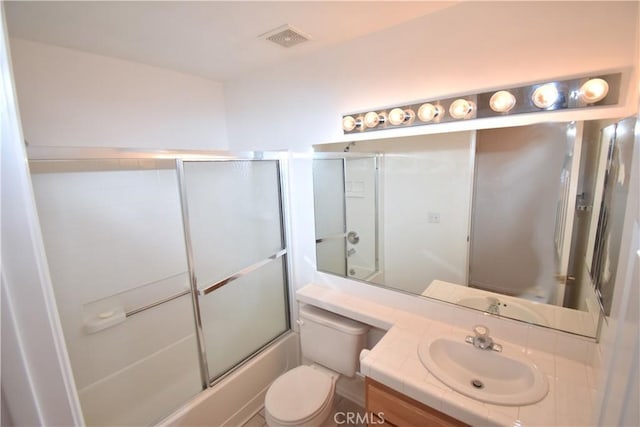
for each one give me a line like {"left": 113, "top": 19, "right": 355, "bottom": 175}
{"left": 364, "top": 111, "right": 381, "bottom": 128}
{"left": 342, "top": 115, "right": 357, "bottom": 132}
{"left": 489, "top": 90, "right": 516, "bottom": 113}
{"left": 449, "top": 99, "right": 475, "bottom": 119}
{"left": 388, "top": 108, "right": 407, "bottom": 125}
{"left": 579, "top": 78, "right": 609, "bottom": 104}
{"left": 532, "top": 84, "right": 559, "bottom": 109}
{"left": 418, "top": 103, "right": 443, "bottom": 122}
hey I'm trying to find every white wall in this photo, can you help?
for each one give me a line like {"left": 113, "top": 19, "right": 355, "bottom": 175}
{"left": 382, "top": 134, "right": 472, "bottom": 292}
{"left": 9, "top": 38, "right": 228, "bottom": 150}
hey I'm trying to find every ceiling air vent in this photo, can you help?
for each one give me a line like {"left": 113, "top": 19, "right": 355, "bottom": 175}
{"left": 261, "top": 24, "right": 311, "bottom": 48}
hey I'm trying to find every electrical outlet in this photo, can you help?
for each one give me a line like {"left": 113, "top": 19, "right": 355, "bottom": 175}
{"left": 428, "top": 212, "right": 441, "bottom": 223}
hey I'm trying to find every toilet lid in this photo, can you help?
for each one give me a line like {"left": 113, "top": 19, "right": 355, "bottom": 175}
{"left": 265, "top": 366, "right": 333, "bottom": 424}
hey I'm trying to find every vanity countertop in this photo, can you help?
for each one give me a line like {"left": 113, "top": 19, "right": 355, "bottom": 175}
{"left": 297, "top": 284, "right": 597, "bottom": 427}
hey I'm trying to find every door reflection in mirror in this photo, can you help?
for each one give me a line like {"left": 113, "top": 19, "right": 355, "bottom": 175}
{"left": 470, "top": 124, "right": 568, "bottom": 305}
{"left": 590, "top": 117, "right": 636, "bottom": 316}
{"left": 313, "top": 157, "right": 379, "bottom": 280}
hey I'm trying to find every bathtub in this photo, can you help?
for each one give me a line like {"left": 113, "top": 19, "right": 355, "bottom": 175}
{"left": 157, "top": 332, "right": 299, "bottom": 426}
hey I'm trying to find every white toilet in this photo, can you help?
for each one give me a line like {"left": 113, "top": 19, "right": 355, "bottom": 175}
{"left": 264, "top": 305, "right": 369, "bottom": 427}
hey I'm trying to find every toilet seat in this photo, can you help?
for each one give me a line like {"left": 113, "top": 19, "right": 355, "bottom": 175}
{"left": 265, "top": 365, "right": 335, "bottom": 426}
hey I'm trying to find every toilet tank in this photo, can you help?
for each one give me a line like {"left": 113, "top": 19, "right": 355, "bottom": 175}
{"left": 299, "top": 305, "right": 369, "bottom": 377}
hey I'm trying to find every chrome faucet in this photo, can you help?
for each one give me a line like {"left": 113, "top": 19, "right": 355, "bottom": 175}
{"left": 487, "top": 297, "right": 501, "bottom": 315}
{"left": 465, "top": 325, "right": 502, "bottom": 352}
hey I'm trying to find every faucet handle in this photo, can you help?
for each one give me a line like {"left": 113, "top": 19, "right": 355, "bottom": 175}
{"left": 473, "top": 325, "right": 490, "bottom": 339}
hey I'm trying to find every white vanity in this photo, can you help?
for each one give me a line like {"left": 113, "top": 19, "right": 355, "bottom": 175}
{"left": 297, "top": 283, "right": 596, "bottom": 426}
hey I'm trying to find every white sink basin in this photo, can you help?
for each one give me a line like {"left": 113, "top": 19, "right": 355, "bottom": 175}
{"left": 457, "top": 296, "right": 548, "bottom": 326}
{"left": 418, "top": 337, "right": 548, "bottom": 406}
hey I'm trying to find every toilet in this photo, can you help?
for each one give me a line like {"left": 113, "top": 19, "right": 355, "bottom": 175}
{"left": 264, "top": 305, "right": 369, "bottom": 427}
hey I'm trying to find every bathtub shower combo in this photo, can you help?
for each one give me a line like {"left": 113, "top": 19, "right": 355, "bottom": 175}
{"left": 29, "top": 149, "right": 292, "bottom": 426}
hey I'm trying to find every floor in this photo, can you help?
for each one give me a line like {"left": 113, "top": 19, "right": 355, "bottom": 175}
{"left": 243, "top": 396, "right": 367, "bottom": 427}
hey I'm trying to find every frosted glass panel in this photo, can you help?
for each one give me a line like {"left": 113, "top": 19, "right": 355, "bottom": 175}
{"left": 200, "top": 258, "right": 288, "bottom": 380}
{"left": 313, "top": 159, "right": 345, "bottom": 237}
{"left": 312, "top": 159, "right": 347, "bottom": 276}
{"left": 30, "top": 160, "right": 201, "bottom": 426}
{"left": 183, "top": 159, "right": 289, "bottom": 382}
{"left": 183, "top": 161, "right": 284, "bottom": 288}
{"left": 315, "top": 239, "right": 346, "bottom": 276}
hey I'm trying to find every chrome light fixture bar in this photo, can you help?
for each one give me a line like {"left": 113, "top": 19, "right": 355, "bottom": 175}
{"left": 341, "top": 73, "right": 621, "bottom": 134}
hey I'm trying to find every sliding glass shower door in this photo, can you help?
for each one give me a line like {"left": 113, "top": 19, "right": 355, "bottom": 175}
{"left": 180, "top": 160, "right": 290, "bottom": 383}
{"left": 313, "top": 158, "right": 347, "bottom": 276}
{"left": 30, "top": 159, "right": 202, "bottom": 426}
{"left": 29, "top": 153, "right": 291, "bottom": 426}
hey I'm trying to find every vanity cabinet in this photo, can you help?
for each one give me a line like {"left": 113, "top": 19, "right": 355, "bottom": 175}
{"left": 365, "top": 378, "right": 468, "bottom": 427}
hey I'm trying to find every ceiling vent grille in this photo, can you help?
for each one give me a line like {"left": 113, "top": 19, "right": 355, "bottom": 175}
{"left": 261, "top": 24, "right": 311, "bottom": 48}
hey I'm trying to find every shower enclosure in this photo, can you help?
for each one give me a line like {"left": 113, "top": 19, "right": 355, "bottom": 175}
{"left": 312, "top": 156, "right": 379, "bottom": 281}
{"left": 28, "top": 148, "right": 291, "bottom": 426}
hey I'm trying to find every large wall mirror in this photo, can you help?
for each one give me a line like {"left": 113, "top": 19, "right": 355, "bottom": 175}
{"left": 312, "top": 117, "right": 636, "bottom": 338}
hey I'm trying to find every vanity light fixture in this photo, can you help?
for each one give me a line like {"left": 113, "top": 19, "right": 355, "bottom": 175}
{"left": 388, "top": 108, "right": 415, "bottom": 126}
{"left": 342, "top": 115, "right": 361, "bottom": 132}
{"left": 532, "top": 83, "right": 560, "bottom": 109}
{"left": 364, "top": 111, "right": 385, "bottom": 128}
{"left": 340, "top": 72, "right": 620, "bottom": 134}
{"left": 578, "top": 78, "right": 609, "bottom": 104}
{"left": 489, "top": 90, "right": 516, "bottom": 113}
{"left": 449, "top": 99, "right": 475, "bottom": 119}
{"left": 418, "top": 103, "right": 444, "bottom": 122}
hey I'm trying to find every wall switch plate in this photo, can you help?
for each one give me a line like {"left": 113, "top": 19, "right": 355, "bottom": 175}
{"left": 428, "top": 212, "right": 440, "bottom": 223}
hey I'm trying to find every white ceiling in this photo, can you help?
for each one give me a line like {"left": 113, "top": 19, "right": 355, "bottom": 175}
{"left": 5, "top": 1, "right": 457, "bottom": 82}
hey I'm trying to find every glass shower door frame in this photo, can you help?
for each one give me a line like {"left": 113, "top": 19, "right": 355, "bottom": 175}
{"left": 27, "top": 146, "right": 294, "bottom": 424}
{"left": 176, "top": 154, "right": 292, "bottom": 389}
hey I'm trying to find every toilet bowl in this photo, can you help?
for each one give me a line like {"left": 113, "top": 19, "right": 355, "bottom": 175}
{"left": 264, "top": 365, "right": 337, "bottom": 427}
{"left": 264, "top": 306, "right": 368, "bottom": 427}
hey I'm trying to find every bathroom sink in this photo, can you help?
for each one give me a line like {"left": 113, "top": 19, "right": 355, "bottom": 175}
{"left": 457, "top": 296, "right": 548, "bottom": 325}
{"left": 418, "top": 337, "right": 548, "bottom": 406}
